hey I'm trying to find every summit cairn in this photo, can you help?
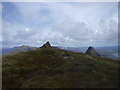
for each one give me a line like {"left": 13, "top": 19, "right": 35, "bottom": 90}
{"left": 85, "top": 46, "right": 100, "bottom": 57}
{"left": 41, "top": 41, "right": 52, "bottom": 48}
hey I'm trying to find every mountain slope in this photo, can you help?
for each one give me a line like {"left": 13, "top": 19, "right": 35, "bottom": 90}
{"left": 2, "top": 47, "right": 119, "bottom": 88}
{"left": 2, "top": 45, "right": 37, "bottom": 55}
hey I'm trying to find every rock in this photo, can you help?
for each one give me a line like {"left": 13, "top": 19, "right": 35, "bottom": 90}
{"left": 85, "top": 46, "right": 101, "bottom": 57}
{"left": 63, "top": 51, "right": 70, "bottom": 59}
{"left": 41, "top": 41, "right": 52, "bottom": 48}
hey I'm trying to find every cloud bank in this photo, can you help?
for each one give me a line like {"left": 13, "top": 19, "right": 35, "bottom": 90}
{"left": 2, "top": 2, "right": 118, "bottom": 47}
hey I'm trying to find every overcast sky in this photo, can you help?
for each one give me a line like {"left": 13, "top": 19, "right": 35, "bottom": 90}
{"left": 2, "top": 2, "right": 118, "bottom": 47}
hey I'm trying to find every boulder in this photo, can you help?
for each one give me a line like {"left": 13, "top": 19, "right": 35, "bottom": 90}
{"left": 85, "top": 46, "right": 100, "bottom": 57}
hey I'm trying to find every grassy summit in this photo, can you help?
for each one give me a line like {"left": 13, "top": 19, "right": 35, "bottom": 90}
{"left": 2, "top": 47, "right": 119, "bottom": 88}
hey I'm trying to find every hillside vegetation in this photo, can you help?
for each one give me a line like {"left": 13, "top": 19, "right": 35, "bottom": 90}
{"left": 2, "top": 48, "right": 120, "bottom": 88}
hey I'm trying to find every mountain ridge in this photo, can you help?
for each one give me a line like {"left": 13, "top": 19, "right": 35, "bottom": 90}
{"left": 3, "top": 45, "right": 119, "bottom": 88}
{"left": 2, "top": 45, "right": 37, "bottom": 55}
{"left": 2, "top": 42, "right": 119, "bottom": 88}
{"left": 1, "top": 44, "right": 119, "bottom": 59}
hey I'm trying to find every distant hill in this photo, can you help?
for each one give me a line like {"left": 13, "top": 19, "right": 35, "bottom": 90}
{"left": 2, "top": 43, "right": 119, "bottom": 88}
{"left": 2, "top": 45, "right": 37, "bottom": 55}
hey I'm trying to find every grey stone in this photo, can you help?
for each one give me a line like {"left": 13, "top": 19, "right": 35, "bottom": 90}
{"left": 85, "top": 46, "right": 101, "bottom": 57}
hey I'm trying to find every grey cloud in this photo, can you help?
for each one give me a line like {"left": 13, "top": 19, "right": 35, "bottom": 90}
{"left": 52, "top": 17, "right": 118, "bottom": 46}
{"left": 2, "top": 2, "right": 118, "bottom": 47}
{"left": 52, "top": 18, "right": 95, "bottom": 44}
{"left": 97, "top": 19, "right": 118, "bottom": 42}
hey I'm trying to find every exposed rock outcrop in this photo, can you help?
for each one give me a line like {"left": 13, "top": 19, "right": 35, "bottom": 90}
{"left": 41, "top": 41, "right": 52, "bottom": 48}
{"left": 85, "top": 46, "right": 100, "bottom": 57}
